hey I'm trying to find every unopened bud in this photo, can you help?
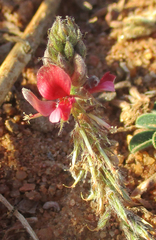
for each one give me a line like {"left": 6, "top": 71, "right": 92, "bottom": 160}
{"left": 66, "top": 16, "right": 77, "bottom": 32}
{"left": 47, "top": 44, "right": 58, "bottom": 63}
{"left": 48, "top": 33, "right": 64, "bottom": 53}
{"left": 71, "top": 54, "right": 87, "bottom": 87}
{"left": 43, "top": 48, "right": 52, "bottom": 65}
{"left": 77, "top": 29, "right": 82, "bottom": 40}
{"left": 49, "top": 18, "right": 59, "bottom": 36}
{"left": 57, "top": 53, "right": 72, "bottom": 74}
{"left": 66, "top": 17, "right": 78, "bottom": 46}
{"left": 57, "top": 17, "right": 67, "bottom": 43}
{"left": 76, "top": 40, "right": 86, "bottom": 59}
{"left": 44, "top": 16, "right": 87, "bottom": 76}
{"left": 64, "top": 38, "right": 74, "bottom": 60}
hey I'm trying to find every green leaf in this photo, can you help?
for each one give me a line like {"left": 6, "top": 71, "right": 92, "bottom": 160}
{"left": 152, "top": 101, "right": 156, "bottom": 112}
{"left": 136, "top": 113, "right": 156, "bottom": 129}
{"left": 129, "top": 130, "right": 155, "bottom": 153}
{"left": 152, "top": 131, "right": 156, "bottom": 149}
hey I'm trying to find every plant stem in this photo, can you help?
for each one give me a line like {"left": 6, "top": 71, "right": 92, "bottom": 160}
{"left": 70, "top": 108, "right": 154, "bottom": 240}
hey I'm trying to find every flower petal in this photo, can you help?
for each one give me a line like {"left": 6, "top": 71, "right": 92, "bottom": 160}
{"left": 22, "top": 88, "right": 56, "bottom": 116}
{"left": 59, "top": 97, "right": 75, "bottom": 121}
{"left": 37, "top": 64, "right": 71, "bottom": 100}
{"left": 49, "top": 97, "right": 75, "bottom": 123}
{"left": 49, "top": 108, "right": 61, "bottom": 123}
{"left": 86, "top": 72, "right": 115, "bottom": 94}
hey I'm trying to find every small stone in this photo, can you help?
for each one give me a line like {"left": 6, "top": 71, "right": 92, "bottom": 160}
{"left": 109, "top": 230, "right": 115, "bottom": 237}
{"left": 0, "top": 184, "right": 9, "bottom": 194}
{"left": 37, "top": 227, "right": 54, "bottom": 240}
{"left": 12, "top": 179, "right": 22, "bottom": 189}
{"left": 100, "top": 231, "right": 107, "bottom": 238}
{"left": 40, "top": 184, "right": 47, "bottom": 194}
{"left": 48, "top": 184, "right": 56, "bottom": 196}
{"left": 16, "top": 170, "right": 27, "bottom": 181}
{"left": 143, "top": 153, "right": 155, "bottom": 165}
{"left": 5, "top": 119, "right": 19, "bottom": 133}
{"left": 114, "top": 229, "right": 120, "bottom": 235}
{"left": 3, "top": 103, "right": 16, "bottom": 115}
{"left": 53, "top": 228, "right": 61, "bottom": 237}
{"left": 43, "top": 201, "right": 60, "bottom": 211}
{"left": 10, "top": 189, "right": 20, "bottom": 198}
{"left": 13, "top": 115, "right": 21, "bottom": 123}
{"left": 19, "top": 183, "right": 35, "bottom": 192}
{"left": 18, "top": 199, "right": 37, "bottom": 214}
{"left": 25, "top": 191, "right": 41, "bottom": 201}
{"left": 56, "top": 183, "right": 63, "bottom": 190}
{"left": 69, "top": 199, "right": 75, "bottom": 206}
{"left": 87, "top": 213, "right": 95, "bottom": 221}
{"left": 143, "top": 49, "right": 152, "bottom": 60}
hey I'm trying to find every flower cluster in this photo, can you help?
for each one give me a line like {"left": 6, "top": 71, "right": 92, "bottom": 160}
{"left": 22, "top": 64, "right": 115, "bottom": 123}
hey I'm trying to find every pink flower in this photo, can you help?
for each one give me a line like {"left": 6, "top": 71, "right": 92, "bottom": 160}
{"left": 84, "top": 72, "right": 115, "bottom": 94}
{"left": 22, "top": 64, "right": 75, "bottom": 123}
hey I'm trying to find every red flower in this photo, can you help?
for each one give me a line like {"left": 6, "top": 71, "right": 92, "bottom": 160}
{"left": 84, "top": 72, "right": 115, "bottom": 94}
{"left": 22, "top": 64, "right": 75, "bottom": 123}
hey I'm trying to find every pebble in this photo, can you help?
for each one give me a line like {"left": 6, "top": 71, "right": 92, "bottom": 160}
{"left": 100, "top": 231, "right": 107, "bottom": 238}
{"left": 19, "top": 183, "right": 35, "bottom": 192}
{"left": 25, "top": 191, "right": 41, "bottom": 201}
{"left": 5, "top": 119, "right": 19, "bottom": 133}
{"left": 16, "top": 170, "right": 27, "bottom": 181}
{"left": 18, "top": 199, "right": 37, "bottom": 214}
{"left": 143, "top": 49, "right": 153, "bottom": 60}
{"left": 109, "top": 230, "right": 115, "bottom": 237}
{"left": 0, "top": 184, "right": 9, "bottom": 194}
{"left": 69, "top": 199, "right": 76, "bottom": 207}
{"left": 53, "top": 229, "right": 60, "bottom": 238}
{"left": 43, "top": 201, "right": 60, "bottom": 211}
{"left": 13, "top": 115, "right": 21, "bottom": 123}
{"left": 87, "top": 213, "right": 95, "bottom": 221}
{"left": 37, "top": 227, "right": 54, "bottom": 240}
{"left": 3, "top": 103, "right": 16, "bottom": 115}
{"left": 143, "top": 153, "right": 155, "bottom": 165}
{"left": 48, "top": 184, "right": 56, "bottom": 196}
{"left": 40, "top": 184, "right": 47, "bottom": 194}
{"left": 10, "top": 189, "right": 20, "bottom": 197}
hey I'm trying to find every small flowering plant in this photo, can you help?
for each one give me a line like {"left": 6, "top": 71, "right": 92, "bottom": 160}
{"left": 22, "top": 16, "right": 154, "bottom": 240}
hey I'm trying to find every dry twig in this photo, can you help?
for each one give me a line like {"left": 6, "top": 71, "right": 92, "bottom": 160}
{"left": 0, "top": 194, "right": 39, "bottom": 240}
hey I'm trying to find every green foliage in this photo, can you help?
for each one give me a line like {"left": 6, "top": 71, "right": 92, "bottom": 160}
{"left": 129, "top": 104, "right": 156, "bottom": 153}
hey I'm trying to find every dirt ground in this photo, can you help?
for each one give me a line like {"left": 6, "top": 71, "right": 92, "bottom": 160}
{"left": 0, "top": 0, "right": 156, "bottom": 239}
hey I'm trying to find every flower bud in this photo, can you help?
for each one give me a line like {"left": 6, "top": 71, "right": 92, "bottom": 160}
{"left": 66, "top": 16, "right": 77, "bottom": 32}
{"left": 57, "top": 17, "right": 67, "bottom": 43}
{"left": 48, "top": 33, "right": 64, "bottom": 53}
{"left": 57, "top": 53, "right": 72, "bottom": 75}
{"left": 43, "top": 48, "right": 52, "bottom": 65}
{"left": 49, "top": 18, "right": 59, "bottom": 36}
{"left": 76, "top": 40, "right": 86, "bottom": 59}
{"left": 44, "top": 16, "right": 87, "bottom": 78}
{"left": 64, "top": 38, "right": 74, "bottom": 60}
{"left": 71, "top": 54, "right": 87, "bottom": 87}
{"left": 47, "top": 44, "right": 58, "bottom": 63}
